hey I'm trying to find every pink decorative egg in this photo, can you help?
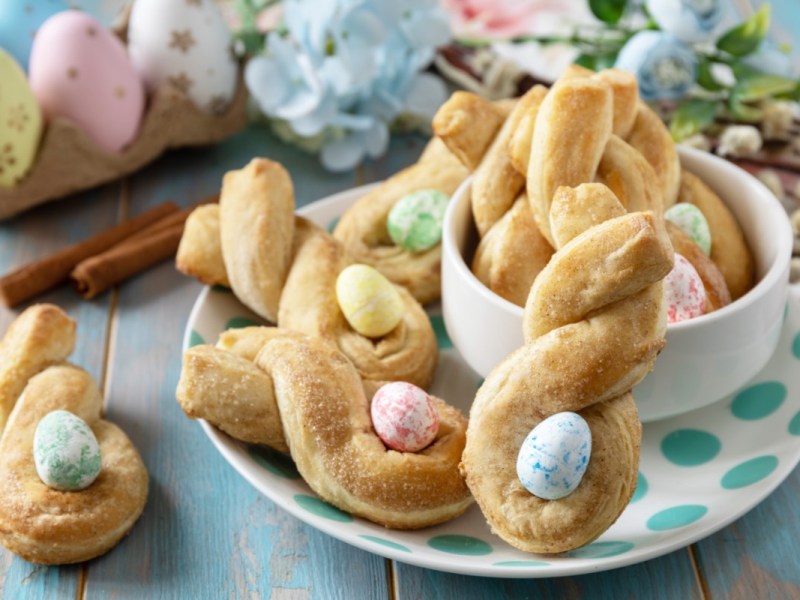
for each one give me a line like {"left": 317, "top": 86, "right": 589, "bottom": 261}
{"left": 664, "top": 253, "right": 707, "bottom": 324}
{"left": 28, "top": 11, "right": 144, "bottom": 152}
{"left": 370, "top": 382, "right": 439, "bottom": 452}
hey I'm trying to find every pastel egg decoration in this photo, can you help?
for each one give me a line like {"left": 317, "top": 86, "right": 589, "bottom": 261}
{"left": 371, "top": 382, "right": 439, "bottom": 452}
{"left": 516, "top": 412, "right": 592, "bottom": 501}
{"left": 127, "top": 0, "right": 237, "bottom": 115}
{"left": 387, "top": 189, "right": 450, "bottom": 252}
{"left": 336, "top": 264, "right": 405, "bottom": 338}
{"left": 0, "top": 0, "right": 67, "bottom": 70}
{"left": 664, "top": 253, "right": 706, "bottom": 324}
{"left": 0, "top": 50, "right": 44, "bottom": 187}
{"left": 34, "top": 409, "right": 102, "bottom": 491}
{"left": 28, "top": 10, "right": 145, "bottom": 152}
{"left": 665, "top": 203, "right": 712, "bottom": 255}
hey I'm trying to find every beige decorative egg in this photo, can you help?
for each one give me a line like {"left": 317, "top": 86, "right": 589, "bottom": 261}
{"left": 128, "top": 0, "right": 238, "bottom": 115}
{"left": 0, "top": 49, "right": 43, "bottom": 187}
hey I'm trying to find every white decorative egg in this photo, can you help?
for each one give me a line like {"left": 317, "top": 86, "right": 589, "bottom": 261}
{"left": 516, "top": 412, "right": 592, "bottom": 500}
{"left": 0, "top": 50, "right": 43, "bottom": 187}
{"left": 128, "top": 0, "right": 237, "bottom": 114}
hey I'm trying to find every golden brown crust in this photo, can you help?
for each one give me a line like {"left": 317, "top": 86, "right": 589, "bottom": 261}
{"left": 279, "top": 218, "right": 438, "bottom": 389}
{"left": 0, "top": 365, "right": 148, "bottom": 564}
{"left": 332, "top": 137, "right": 468, "bottom": 304}
{"left": 678, "top": 169, "right": 755, "bottom": 300}
{"left": 471, "top": 195, "right": 553, "bottom": 307}
{"left": 176, "top": 204, "right": 230, "bottom": 288}
{"left": 0, "top": 304, "right": 76, "bottom": 432}
{"left": 627, "top": 102, "right": 681, "bottom": 209}
{"left": 219, "top": 158, "right": 295, "bottom": 323}
{"left": 596, "top": 135, "right": 663, "bottom": 214}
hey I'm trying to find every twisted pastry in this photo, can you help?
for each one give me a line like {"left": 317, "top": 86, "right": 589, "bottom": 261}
{"left": 177, "top": 327, "right": 471, "bottom": 529}
{"left": 177, "top": 158, "right": 438, "bottom": 388}
{"left": 332, "top": 137, "right": 469, "bottom": 304}
{"left": 462, "top": 183, "right": 673, "bottom": 553}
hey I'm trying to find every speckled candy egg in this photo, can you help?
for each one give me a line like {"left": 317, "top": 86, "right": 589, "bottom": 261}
{"left": 0, "top": 50, "right": 43, "bottom": 187}
{"left": 516, "top": 412, "right": 592, "bottom": 500}
{"left": 28, "top": 11, "right": 145, "bottom": 152}
{"left": 665, "top": 252, "right": 707, "bottom": 324}
{"left": 128, "top": 0, "right": 237, "bottom": 114}
{"left": 34, "top": 410, "right": 102, "bottom": 491}
{"left": 665, "top": 202, "right": 712, "bottom": 255}
{"left": 387, "top": 189, "right": 450, "bottom": 252}
{"left": 336, "top": 264, "right": 405, "bottom": 338}
{"left": 371, "top": 382, "right": 439, "bottom": 452}
{"left": 0, "top": 0, "right": 67, "bottom": 70}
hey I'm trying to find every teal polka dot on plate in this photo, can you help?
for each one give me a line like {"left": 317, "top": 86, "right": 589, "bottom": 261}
{"left": 225, "top": 316, "right": 261, "bottom": 330}
{"left": 647, "top": 505, "right": 708, "bottom": 531}
{"left": 630, "top": 472, "right": 648, "bottom": 503}
{"left": 731, "top": 382, "right": 786, "bottom": 420}
{"left": 721, "top": 455, "right": 778, "bottom": 489}
{"left": 188, "top": 330, "right": 205, "bottom": 348}
{"left": 428, "top": 315, "right": 452, "bottom": 349}
{"left": 359, "top": 535, "right": 411, "bottom": 553}
{"left": 790, "top": 411, "right": 800, "bottom": 436}
{"left": 661, "top": 429, "right": 721, "bottom": 466}
{"left": 294, "top": 494, "right": 353, "bottom": 522}
{"left": 248, "top": 446, "right": 300, "bottom": 480}
{"left": 567, "top": 541, "right": 634, "bottom": 559}
{"left": 427, "top": 535, "right": 492, "bottom": 556}
{"left": 792, "top": 332, "right": 800, "bottom": 360}
{"left": 494, "top": 560, "right": 549, "bottom": 567}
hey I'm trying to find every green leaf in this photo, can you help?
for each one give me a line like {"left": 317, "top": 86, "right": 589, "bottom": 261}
{"left": 669, "top": 98, "right": 718, "bottom": 141}
{"left": 728, "top": 96, "right": 763, "bottom": 121}
{"left": 717, "top": 5, "right": 770, "bottom": 57}
{"left": 594, "top": 52, "right": 620, "bottom": 70}
{"left": 589, "top": 0, "right": 628, "bottom": 24}
{"left": 574, "top": 54, "right": 597, "bottom": 71}
{"left": 733, "top": 73, "right": 798, "bottom": 101}
{"left": 696, "top": 58, "right": 725, "bottom": 91}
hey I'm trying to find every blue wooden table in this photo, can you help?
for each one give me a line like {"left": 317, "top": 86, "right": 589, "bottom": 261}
{"left": 1, "top": 126, "right": 799, "bottom": 599}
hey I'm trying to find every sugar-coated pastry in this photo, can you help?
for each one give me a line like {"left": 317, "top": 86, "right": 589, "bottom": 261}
{"left": 678, "top": 169, "right": 754, "bottom": 300}
{"left": 0, "top": 303, "right": 76, "bottom": 431}
{"left": 176, "top": 329, "right": 471, "bottom": 529}
{"left": 462, "top": 182, "right": 673, "bottom": 553}
{"left": 176, "top": 204, "right": 230, "bottom": 288}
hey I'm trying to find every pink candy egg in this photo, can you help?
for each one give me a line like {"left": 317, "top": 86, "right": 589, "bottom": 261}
{"left": 29, "top": 11, "right": 144, "bottom": 152}
{"left": 370, "top": 382, "right": 439, "bottom": 452}
{"left": 665, "top": 253, "right": 706, "bottom": 324}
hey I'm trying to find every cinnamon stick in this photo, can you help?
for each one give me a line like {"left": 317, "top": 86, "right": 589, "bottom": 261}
{"left": 0, "top": 202, "right": 179, "bottom": 307}
{"left": 69, "top": 197, "right": 217, "bottom": 299}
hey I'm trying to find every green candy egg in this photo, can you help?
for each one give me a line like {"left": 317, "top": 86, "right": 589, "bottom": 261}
{"left": 387, "top": 189, "right": 449, "bottom": 252}
{"left": 34, "top": 410, "right": 102, "bottom": 491}
{"left": 665, "top": 203, "right": 712, "bottom": 255}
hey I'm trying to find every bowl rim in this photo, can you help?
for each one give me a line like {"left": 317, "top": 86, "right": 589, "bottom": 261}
{"left": 442, "top": 146, "right": 793, "bottom": 332}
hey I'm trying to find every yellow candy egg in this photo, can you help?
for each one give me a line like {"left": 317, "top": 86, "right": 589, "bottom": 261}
{"left": 336, "top": 264, "right": 405, "bottom": 338}
{"left": 0, "top": 49, "right": 43, "bottom": 187}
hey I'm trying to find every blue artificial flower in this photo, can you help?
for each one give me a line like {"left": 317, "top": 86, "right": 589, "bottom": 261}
{"left": 646, "top": 0, "right": 726, "bottom": 43}
{"left": 245, "top": 0, "right": 452, "bottom": 171}
{"left": 615, "top": 31, "right": 697, "bottom": 101}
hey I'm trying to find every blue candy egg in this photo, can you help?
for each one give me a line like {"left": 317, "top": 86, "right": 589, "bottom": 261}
{"left": 516, "top": 412, "right": 592, "bottom": 500}
{"left": 0, "top": 0, "right": 67, "bottom": 70}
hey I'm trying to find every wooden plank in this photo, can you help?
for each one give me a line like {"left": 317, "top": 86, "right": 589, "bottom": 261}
{"left": 395, "top": 549, "right": 703, "bottom": 599}
{"left": 693, "top": 469, "right": 800, "bottom": 599}
{"left": 83, "top": 128, "right": 391, "bottom": 598}
{"left": 0, "top": 182, "right": 121, "bottom": 599}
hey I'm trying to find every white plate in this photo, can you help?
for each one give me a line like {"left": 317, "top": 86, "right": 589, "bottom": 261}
{"left": 183, "top": 185, "right": 800, "bottom": 578}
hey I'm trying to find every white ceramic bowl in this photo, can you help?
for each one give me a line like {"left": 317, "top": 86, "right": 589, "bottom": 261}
{"left": 442, "top": 147, "right": 792, "bottom": 422}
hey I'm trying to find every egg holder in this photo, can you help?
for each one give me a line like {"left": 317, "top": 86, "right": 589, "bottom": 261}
{"left": 0, "top": 8, "right": 248, "bottom": 221}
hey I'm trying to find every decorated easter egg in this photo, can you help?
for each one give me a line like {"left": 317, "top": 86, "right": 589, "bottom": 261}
{"left": 128, "top": 0, "right": 237, "bottom": 114}
{"left": 0, "top": 0, "right": 67, "bottom": 70}
{"left": 665, "top": 202, "right": 712, "bottom": 255}
{"left": 0, "top": 50, "right": 43, "bottom": 187}
{"left": 387, "top": 189, "right": 450, "bottom": 252}
{"left": 516, "top": 412, "right": 591, "bottom": 500}
{"left": 371, "top": 382, "right": 439, "bottom": 452}
{"left": 336, "top": 264, "right": 405, "bottom": 338}
{"left": 34, "top": 410, "right": 102, "bottom": 491}
{"left": 664, "top": 252, "right": 706, "bottom": 324}
{"left": 28, "top": 11, "right": 144, "bottom": 152}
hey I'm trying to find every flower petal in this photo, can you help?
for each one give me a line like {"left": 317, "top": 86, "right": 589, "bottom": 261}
{"left": 244, "top": 56, "right": 292, "bottom": 114}
{"left": 403, "top": 72, "right": 448, "bottom": 119}
{"left": 321, "top": 134, "right": 365, "bottom": 172}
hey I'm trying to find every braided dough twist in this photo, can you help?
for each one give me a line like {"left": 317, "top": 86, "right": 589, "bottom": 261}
{"left": 177, "top": 327, "right": 471, "bottom": 529}
{"left": 462, "top": 182, "right": 673, "bottom": 553}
